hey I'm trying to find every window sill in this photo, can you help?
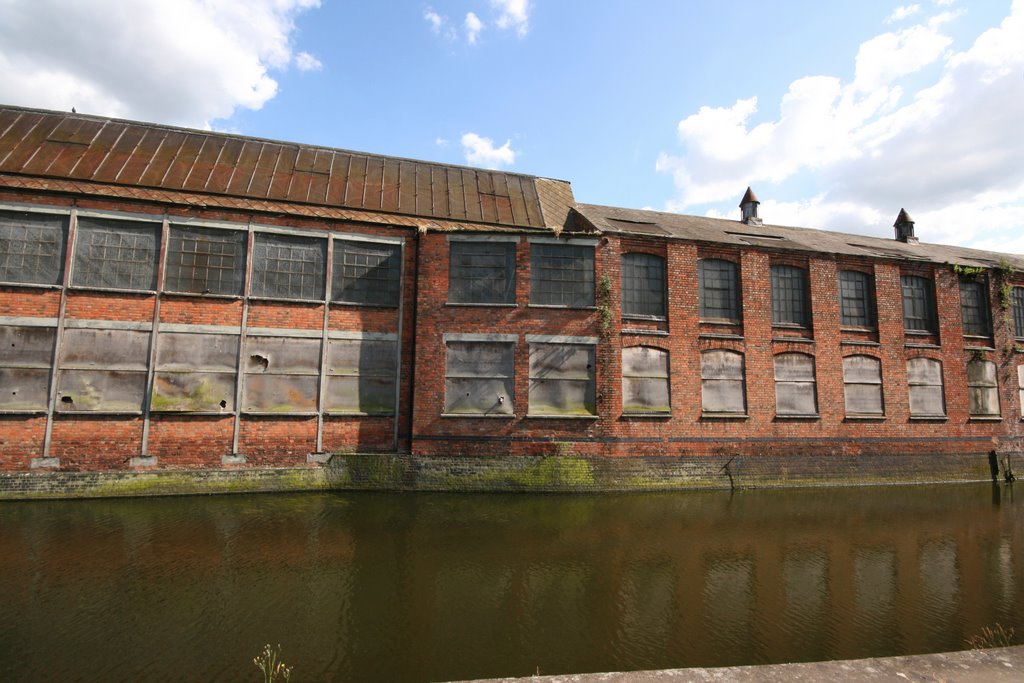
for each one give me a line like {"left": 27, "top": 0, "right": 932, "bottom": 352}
{"left": 772, "top": 337, "right": 814, "bottom": 344}
{"left": 68, "top": 285, "right": 157, "bottom": 296}
{"left": 248, "top": 295, "right": 325, "bottom": 305}
{"left": 840, "top": 326, "right": 877, "bottom": 332}
{"left": 701, "top": 412, "right": 749, "bottom": 420}
{"left": 330, "top": 301, "right": 399, "bottom": 309}
{"left": 151, "top": 411, "right": 235, "bottom": 417}
{"left": 325, "top": 411, "right": 395, "bottom": 417}
{"left": 909, "top": 415, "right": 948, "bottom": 421}
{"left": 55, "top": 410, "right": 144, "bottom": 416}
{"left": 844, "top": 414, "right": 886, "bottom": 421}
{"left": 963, "top": 345, "right": 995, "bottom": 352}
{"left": 774, "top": 414, "right": 820, "bottom": 420}
{"left": 772, "top": 323, "right": 810, "bottom": 330}
{"left": 905, "top": 343, "right": 941, "bottom": 349}
{"left": 446, "top": 302, "right": 517, "bottom": 308}
{"left": 0, "top": 281, "right": 62, "bottom": 290}
{"left": 904, "top": 330, "right": 936, "bottom": 336}
{"left": 527, "top": 304, "right": 597, "bottom": 310}
{"left": 963, "top": 335, "right": 993, "bottom": 341}
{"left": 622, "top": 314, "right": 667, "bottom": 323}
{"left": 440, "top": 413, "right": 515, "bottom": 419}
{"left": 969, "top": 415, "right": 1003, "bottom": 422}
{"left": 841, "top": 340, "right": 881, "bottom": 346}
{"left": 0, "top": 409, "right": 48, "bottom": 415}
{"left": 163, "top": 291, "right": 242, "bottom": 300}
{"left": 622, "top": 411, "right": 672, "bottom": 419}
{"left": 698, "top": 333, "right": 744, "bottom": 340}
{"left": 622, "top": 329, "right": 669, "bottom": 337}
{"left": 240, "top": 411, "right": 318, "bottom": 417}
{"left": 525, "top": 413, "right": 599, "bottom": 420}
{"left": 699, "top": 319, "right": 741, "bottom": 326}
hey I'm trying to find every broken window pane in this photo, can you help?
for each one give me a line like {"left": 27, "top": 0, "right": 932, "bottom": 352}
{"left": 448, "top": 241, "right": 515, "bottom": 305}
{"left": 530, "top": 243, "right": 594, "bottom": 307}
{"left": 251, "top": 233, "right": 326, "bottom": 301}
{"left": 444, "top": 341, "right": 514, "bottom": 415}
{"left": 0, "top": 209, "right": 68, "bottom": 286}
{"left": 325, "top": 338, "right": 398, "bottom": 414}
{"left": 152, "top": 332, "right": 239, "bottom": 412}
{"left": 622, "top": 346, "right": 669, "bottom": 413}
{"left": 332, "top": 240, "right": 400, "bottom": 307}
{"left": 701, "top": 349, "right": 745, "bottom": 414}
{"left": 0, "top": 324, "right": 56, "bottom": 411}
{"left": 165, "top": 225, "right": 246, "bottom": 296}
{"left": 241, "top": 335, "right": 322, "bottom": 413}
{"left": 621, "top": 253, "right": 665, "bottom": 318}
{"left": 774, "top": 353, "right": 817, "bottom": 416}
{"left": 907, "top": 357, "right": 944, "bottom": 417}
{"left": 842, "top": 355, "right": 883, "bottom": 415}
{"left": 72, "top": 216, "right": 160, "bottom": 291}
{"left": 967, "top": 359, "right": 999, "bottom": 417}
{"left": 528, "top": 343, "right": 595, "bottom": 415}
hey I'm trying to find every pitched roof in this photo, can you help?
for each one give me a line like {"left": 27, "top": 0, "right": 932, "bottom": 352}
{"left": 0, "top": 104, "right": 573, "bottom": 231}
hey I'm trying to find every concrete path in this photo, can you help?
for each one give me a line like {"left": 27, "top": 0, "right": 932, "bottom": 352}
{"left": 463, "top": 645, "right": 1024, "bottom": 682}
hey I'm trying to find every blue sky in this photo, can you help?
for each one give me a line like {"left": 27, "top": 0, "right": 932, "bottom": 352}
{"left": 1, "top": 1, "right": 1021, "bottom": 252}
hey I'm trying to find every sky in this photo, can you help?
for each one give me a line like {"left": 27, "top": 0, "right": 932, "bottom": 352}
{"left": 0, "top": 0, "right": 1022, "bottom": 253}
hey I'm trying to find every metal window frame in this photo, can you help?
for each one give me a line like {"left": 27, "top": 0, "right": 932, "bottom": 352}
{"left": 331, "top": 238, "right": 401, "bottom": 307}
{"left": 249, "top": 231, "right": 327, "bottom": 302}
{"left": 698, "top": 258, "right": 740, "bottom": 322}
{"left": 621, "top": 253, "right": 666, "bottom": 319}
{"left": 164, "top": 224, "right": 247, "bottom": 296}
{"left": 448, "top": 240, "right": 517, "bottom": 305}
{"left": 770, "top": 264, "right": 809, "bottom": 327}
{"left": 959, "top": 279, "right": 991, "bottom": 336}
{"left": 1014, "top": 287, "right": 1024, "bottom": 338}
{"left": 838, "top": 270, "right": 876, "bottom": 328}
{"left": 901, "top": 275, "right": 937, "bottom": 333}
{"left": 70, "top": 214, "right": 162, "bottom": 293}
{"left": 0, "top": 208, "right": 70, "bottom": 287}
{"left": 528, "top": 242, "right": 595, "bottom": 308}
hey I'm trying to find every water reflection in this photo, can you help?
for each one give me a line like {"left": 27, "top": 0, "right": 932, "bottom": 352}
{"left": 0, "top": 484, "right": 1021, "bottom": 682}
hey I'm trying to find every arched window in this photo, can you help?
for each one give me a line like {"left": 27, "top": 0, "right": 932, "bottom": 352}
{"left": 621, "top": 253, "right": 666, "bottom": 318}
{"left": 774, "top": 353, "right": 817, "bottom": 416}
{"left": 907, "top": 358, "right": 944, "bottom": 417}
{"left": 622, "top": 346, "right": 670, "bottom": 414}
{"left": 701, "top": 350, "right": 745, "bottom": 415}
{"left": 843, "top": 355, "right": 883, "bottom": 416}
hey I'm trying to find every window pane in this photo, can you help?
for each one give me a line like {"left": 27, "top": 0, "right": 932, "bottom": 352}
{"left": 771, "top": 265, "right": 809, "bottom": 326}
{"left": 698, "top": 259, "right": 739, "bottom": 321}
{"left": 0, "top": 210, "right": 68, "bottom": 285}
{"left": 251, "top": 233, "right": 326, "bottom": 301}
{"left": 839, "top": 270, "right": 875, "bottom": 327}
{"left": 701, "top": 350, "right": 745, "bottom": 414}
{"left": 165, "top": 225, "right": 246, "bottom": 295}
{"left": 901, "top": 275, "right": 936, "bottom": 332}
{"left": 530, "top": 243, "right": 594, "bottom": 307}
{"left": 332, "top": 240, "right": 400, "bottom": 307}
{"left": 622, "top": 346, "right": 670, "bottom": 413}
{"left": 622, "top": 253, "right": 665, "bottom": 318}
{"left": 73, "top": 217, "right": 159, "bottom": 291}
{"left": 449, "top": 241, "right": 515, "bottom": 304}
{"left": 959, "top": 280, "right": 991, "bottom": 336}
{"left": 528, "top": 343, "right": 595, "bottom": 415}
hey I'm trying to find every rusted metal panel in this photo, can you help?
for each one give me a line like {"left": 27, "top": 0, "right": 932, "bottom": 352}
{"left": 92, "top": 124, "right": 145, "bottom": 181}
{"left": 413, "top": 163, "right": 432, "bottom": 216}
{"left": 398, "top": 161, "right": 417, "bottom": 215}
{"left": 2, "top": 113, "right": 59, "bottom": 170}
{"left": 346, "top": 155, "right": 368, "bottom": 208}
{"left": 363, "top": 156, "right": 385, "bottom": 210}
{"left": 246, "top": 144, "right": 281, "bottom": 198}
{"left": 0, "top": 325, "right": 56, "bottom": 366}
{"left": 205, "top": 138, "right": 245, "bottom": 194}
{"left": 268, "top": 145, "right": 298, "bottom": 199}
{"left": 429, "top": 165, "right": 448, "bottom": 218}
{"left": 139, "top": 131, "right": 187, "bottom": 186}
{"left": 445, "top": 167, "right": 466, "bottom": 220}
{"left": 324, "top": 152, "right": 351, "bottom": 206}
{"left": 182, "top": 136, "right": 224, "bottom": 191}
{"left": 224, "top": 140, "right": 265, "bottom": 195}
{"left": 506, "top": 175, "right": 529, "bottom": 226}
{"left": 156, "top": 333, "right": 238, "bottom": 372}
{"left": 116, "top": 128, "right": 165, "bottom": 184}
{"left": 462, "top": 169, "right": 483, "bottom": 222}
{"left": 241, "top": 374, "right": 318, "bottom": 413}
{"left": 152, "top": 372, "right": 235, "bottom": 412}
{"left": 56, "top": 369, "right": 147, "bottom": 411}
{"left": 48, "top": 120, "right": 112, "bottom": 177}
{"left": 381, "top": 159, "right": 400, "bottom": 211}
{"left": 245, "top": 336, "right": 321, "bottom": 375}
{"left": 0, "top": 111, "right": 44, "bottom": 164}
{"left": 520, "top": 178, "right": 544, "bottom": 228}
{"left": 478, "top": 171, "right": 499, "bottom": 224}
{"left": 161, "top": 134, "right": 206, "bottom": 188}
{"left": 305, "top": 149, "right": 332, "bottom": 204}
{"left": 325, "top": 376, "right": 396, "bottom": 414}
{"left": 60, "top": 328, "right": 149, "bottom": 370}
{"left": 0, "top": 367, "right": 50, "bottom": 410}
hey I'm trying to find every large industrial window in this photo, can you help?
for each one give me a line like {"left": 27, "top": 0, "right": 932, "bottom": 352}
{"left": 164, "top": 225, "right": 247, "bottom": 296}
{"left": 959, "top": 280, "right": 991, "bottom": 336}
{"left": 842, "top": 355, "right": 883, "bottom": 416}
{"left": 251, "top": 233, "right": 326, "bottom": 301}
{"left": 774, "top": 353, "right": 817, "bottom": 416}
{"left": 444, "top": 340, "right": 515, "bottom": 415}
{"left": 698, "top": 259, "right": 740, "bottom": 322}
{"left": 771, "top": 264, "right": 809, "bottom": 326}
{"left": 907, "top": 357, "right": 945, "bottom": 418}
{"left": 448, "top": 240, "right": 516, "bottom": 305}
{"left": 72, "top": 216, "right": 160, "bottom": 291}
{"left": 838, "top": 270, "right": 876, "bottom": 328}
{"left": 241, "top": 335, "right": 321, "bottom": 413}
{"left": 0, "top": 324, "right": 56, "bottom": 411}
{"left": 151, "top": 332, "right": 238, "bottom": 412}
{"left": 56, "top": 327, "right": 150, "bottom": 412}
{"left": 901, "top": 275, "right": 937, "bottom": 333}
{"left": 622, "top": 346, "right": 670, "bottom": 414}
{"left": 700, "top": 349, "right": 746, "bottom": 415}
{"left": 0, "top": 210, "right": 68, "bottom": 286}
{"left": 529, "top": 243, "right": 594, "bottom": 307}
{"left": 967, "top": 359, "right": 1000, "bottom": 417}
{"left": 325, "top": 337, "right": 397, "bottom": 414}
{"left": 528, "top": 341, "right": 596, "bottom": 416}
{"left": 332, "top": 239, "right": 401, "bottom": 307}
{"left": 621, "top": 253, "right": 666, "bottom": 318}
{"left": 1013, "top": 287, "right": 1024, "bottom": 338}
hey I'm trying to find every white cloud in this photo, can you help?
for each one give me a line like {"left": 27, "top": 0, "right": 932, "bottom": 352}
{"left": 294, "top": 51, "right": 322, "bottom": 72}
{"left": 657, "top": 1, "right": 1024, "bottom": 249}
{"left": 424, "top": 7, "right": 457, "bottom": 41}
{"left": 465, "top": 12, "right": 484, "bottom": 45}
{"left": 491, "top": 0, "right": 530, "bottom": 37}
{"left": 0, "top": 0, "right": 321, "bottom": 129}
{"left": 461, "top": 132, "right": 517, "bottom": 168}
{"left": 435, "top": 137, "right": 449, "bottom": 147}
{"left": 886, "top": 4, "right": 921, "bottom": 23}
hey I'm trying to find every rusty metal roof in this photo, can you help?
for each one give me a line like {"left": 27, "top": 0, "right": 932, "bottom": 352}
{"left": 0, "top": 105, "right": 573, "bottom": 231}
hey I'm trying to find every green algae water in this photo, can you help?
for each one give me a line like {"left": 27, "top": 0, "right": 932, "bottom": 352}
{"left": 1, "top": 484, "right": 1021, "bottom": 682}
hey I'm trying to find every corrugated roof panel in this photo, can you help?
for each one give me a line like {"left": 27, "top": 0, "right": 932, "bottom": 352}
{"left": 445, "top": 168, "right": 466, "bottom": 221}
{"left": 61, "top": 122, "right": 121, "bottom": 177}
{"left": 492, "top": 174, "right": 515, "bottom": 225}
{"left": 381, "top": 158, "right": 400, "bottom": 212}
{"left": 345, "top": 155, "right": 368, "bottom": 207}
{"left": 521, "top": 179, "right": 543, "bottom": 228}
{"left": 413, "top": 162, "right": 432, "bottom": 216}
{"left": 477, "top": 171, "right": 497, "bottom": 224}
{"left": 363, "top": 156, "right": 385, "bottom": 210}
{"left": 397, "top": 160, "right": 417, "bottom": 215}
{"left": 161, "top": 133, "right": 206, "bottom": 189}
{"left": 181, "top": 136, "right": 223, "bottom": 191}
{"left": 323, "top": 152, "right": 350, "bottom": 206}
{"left": 245, "top": 144, "right": 280, "bottom": 197}
{"left": 91, "top": 124, "right": 142, "bottom": 180}
{"left": 205, "top": 137, "right": 245, "bottom": 194}
{"left": 287, "top": 147, "right": 317, "bottom": 202}
{"left": 506, "top": 175, "right": 529, "bottom": 226}
{"left": 134, "top": 130, "right": 178, "bottom": 186}
{"left": 224, "top": 140, "right": 264, "bottom": 195}
{"left": 116, "top": 128, "right": 165, "bottom": 184}
{"left": 1, "top": 113, "right": 58, "bottom": 170}
{"left": 430, "top": 165, "right": 449, "bottom": 219}
{"left": 37, "top": 119, "right": 105, "bottom": 176}
{"left": 268, "top": 144, "right": 298, "bottom": 199}
{"left": 305, "top": 149, "right": 332, "bottom": 204}
{"left": 462, "top": 169, "right": 482, "bottom": 223}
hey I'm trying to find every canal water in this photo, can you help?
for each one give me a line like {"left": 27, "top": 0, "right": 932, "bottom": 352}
{"left": 1, "top": 484, "right": 1021, "bottom": 682}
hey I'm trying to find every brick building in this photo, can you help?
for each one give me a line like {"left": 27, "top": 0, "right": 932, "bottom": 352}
{"left": 1, "top": 105, "right": 1022, "bottom": 494}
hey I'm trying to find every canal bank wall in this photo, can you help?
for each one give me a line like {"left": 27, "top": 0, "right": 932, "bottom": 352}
{"left": 0, "top": 450, "right": 1010, "bottom": 499}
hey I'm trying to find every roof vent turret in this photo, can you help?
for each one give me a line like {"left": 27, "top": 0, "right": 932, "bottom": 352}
{"left": 894, "top": 208, "right": 917, "bottom": 243}
{"left": 739, "top": 187, "right": 761, "bottom": 226}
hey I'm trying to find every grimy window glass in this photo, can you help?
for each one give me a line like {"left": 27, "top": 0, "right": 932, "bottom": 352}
{"left": 959, "top": 279, "right": 991, "bottom": 336}
{"left": 700, "top": 349, "right": 745, "bottom": 414}
{"left": 842, "top": 355, "right": 883, "bottom": 416}
{"left": 325, "top": 338, "right": 398, "bottom": 414}
{"left": 530, "top": 243, "right": 594, "bottom": 307}
{"left": 621, "top": 253, "right": 666, "bottom": 318}
{"left": 838, "top": 270, "right": 876, "bottom": 328}
{"left": 152, "top": 332, "right": 238, "bottom": 412}
{"left": 907, "top": 357, "right": 945, "bottom": 417}
{"left": 901, "top": 275, "right": 937, "bottom": 332}
{"left": 528, "top": 343, "right": 596, "bottom": 415}
{"left": 967, "top": 359, "right": 999, "bottom": 417}
{"left": 622, "top": 346, "right": 670, "bottom": 413}
{"left": 774, "top": 353, "right": 817, "bottom": 416}
{"left": 0, "top": 210, "right": 68, "bottom": 286}
{"left": 72, "top": 216, "right": 159, "bottom": 291}
{"left": 771, "top": 264, "right": 809, "bottom": 326}
{"left": 332, "top": 240, "right": 401, "bottom": 307}
{"left": 449, "top": 241, "right": 515, "bottom": 304}
{"left": 444, "top": 341, "right": 515, "bottom": 415}
{"left": 165, "top": 225, "right": 246, "bottom": 296}
{"left": 699, "top": 259, "right": 740, "bottom": 322}
{"left": 1013, "top": 287, "right": 1024, "bottom": 338}
{"left": 251, "top": 232, "right": 326, "bottom": 301}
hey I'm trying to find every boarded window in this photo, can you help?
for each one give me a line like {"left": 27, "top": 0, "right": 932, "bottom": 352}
{"left": 444, "top": 341, "right": 514, "bottom": 415}
{"left": 838, "top": 270, "right": 876, "bottom": 328}
{"left": 165, "top": 225, "right": 246, "bottom": 296}
{"left": 1018, "top": 365, "right": 1024, "bottom": 414}
{"left": 528, "top": 343, "right": 596, "bottom": 416}
{"left": 152, "top": 332, "right": 238, "bottom": 412}
{"left": 72, "top": 216, "right": 160, "bottom": 291}
{"left": 56, "top": 327, "right": 150, "bottom": 412}
{"left": 901, "top": 275, "right": 936, "bottom": 333}
{"left": 907, "top": 357, "right": 944, "bottom": 417}
{"left": 1013, "top": 287, "right": 1024, "bottom": 338}
{"left": 842, "top": 355, "right": 883, "bottom": 416}
{"left": 448, "top": 241, "right": 515, "bottom": 304}
{"left": 0, "top": 210, "right": 68, "bottom": 286}
{"left": 530, "top": 243, "right": 594, "bottom": 307}
{"left": 325, "top": 338, "right": 397, "bottom": 414}
{"left": 251, "top": 233, "right": 326, "bottom": 301}
{"left": 699, "top": 259, "right": 740, "bottom": 322}
{"left": 771, "top": 264, "right": 809, "bottom": 326}
{"left": 967, "top": 359, "right": 999, "bottom": 417}
{"left": 0, "top": 325, "right": 56, "bottom": 411}
{"left": 241, "top": 336, "right": 321, "bottom": 413}
{"left": 774, "top": 353, "right": 817, "bottom": 416}
{"left": 332, "top": 240, "right": 401, "bottom": 307}
{"left": 959, "top": 280, "right": 991, "bottom": 336}
{"left": 622, "top": 346, "right": 670, "bottom": 413}
{"left": 701, "top": 349, "right": 745, "bottom": 415}
{"left": 621, "top": 253, "right": 666, "bottom": 318}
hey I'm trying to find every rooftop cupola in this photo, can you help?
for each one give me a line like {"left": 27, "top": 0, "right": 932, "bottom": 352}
{"left": 739, "top": 187, "right": 761, "bottom": 225}
{"left": 894, "top": 208, "right": 917, "bottom": 243}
